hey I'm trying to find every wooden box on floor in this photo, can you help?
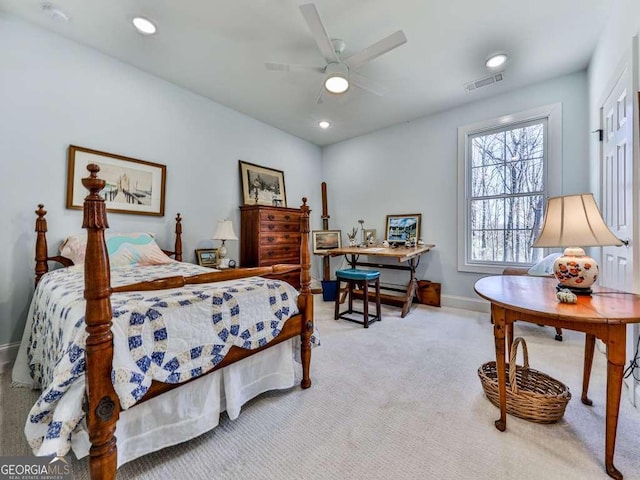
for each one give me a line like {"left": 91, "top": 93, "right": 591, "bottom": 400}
{"left": 416, "top": 280, "right": 441, "bottom": 307}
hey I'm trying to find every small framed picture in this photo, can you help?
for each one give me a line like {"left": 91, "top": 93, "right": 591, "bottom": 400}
{"left": 385, "top": 214, "right": 421, "bottom": 245}
{"left": 312, "top": 230, "right": 342, "bottom": 254}
{"left": 364, "top": 228, "right": 377, "bottom": 244}
{"left": 195, "top": 248, "right": 219, "bottom": 268}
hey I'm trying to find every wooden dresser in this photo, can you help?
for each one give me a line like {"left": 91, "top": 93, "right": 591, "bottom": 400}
{"left": 239, "top": 205, "right": 302, "bottom": 289}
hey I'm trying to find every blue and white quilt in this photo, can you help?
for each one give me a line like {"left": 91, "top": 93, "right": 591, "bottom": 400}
{"left": 21, "top": 263, "right": 318, "bottom": 457}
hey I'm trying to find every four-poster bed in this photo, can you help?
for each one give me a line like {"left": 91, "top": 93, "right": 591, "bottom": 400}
{"left": 14, "top": 164, "right": 315, "bottom": 479}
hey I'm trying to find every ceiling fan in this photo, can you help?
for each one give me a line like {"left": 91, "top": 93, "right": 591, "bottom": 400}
{"left": 265, "top": 2, "right": 407, "bottom": 104}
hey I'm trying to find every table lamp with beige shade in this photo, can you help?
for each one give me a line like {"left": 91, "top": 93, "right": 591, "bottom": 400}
{"left": 532, "top": 193, "right": 624, "bottom": 295}
{"left": 212, "top": 219, "right": 238, "bottom": 267}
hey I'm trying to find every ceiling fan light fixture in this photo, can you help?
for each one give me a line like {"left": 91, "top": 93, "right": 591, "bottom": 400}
{"left": 324, "top": 63, "right": 349, "bottom": 94}
{"left": 132, "top": 16, "right": 157, "bottom": 35}
{"left": 485, "top": 53, "right": 507, "bottom": 69}
{"left": 318, "top": 120, "right": 331, "bottom": 129}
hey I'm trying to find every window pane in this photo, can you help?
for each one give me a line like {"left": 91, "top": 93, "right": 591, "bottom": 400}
{"left": 505, "top": 230, "right": 544, "bottom": 264}
{"left": 505, "top": 123, "right": 544, "bottom": 162}
{"left": 471, "top": 133, "right": 504, "bottom": 167}
{"left": 504, "top": 158, "right": 544, "bottom": 194}
{"left": 506, "top": 195, "right": 545, "bottom": 231}
{"left": 471, "top": 165, "right": 505, "bottom": 197}
{"left": 471, "top": 198, "right": 504, "bottom": 231}
{"left": 471, "top": 230, "right": 504, "bottom": 262}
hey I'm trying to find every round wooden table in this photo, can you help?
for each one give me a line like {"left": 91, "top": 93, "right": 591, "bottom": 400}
{"left": 475, "top": 275, "right": 640, "bottom": 479}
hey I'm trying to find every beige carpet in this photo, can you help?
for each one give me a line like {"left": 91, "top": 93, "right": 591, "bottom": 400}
{"left": 3, "top": 296, "right": 640, "bottom": 480}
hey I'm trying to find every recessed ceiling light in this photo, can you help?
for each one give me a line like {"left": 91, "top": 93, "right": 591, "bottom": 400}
{"left": 132, "top": 16, "right": 157, "bottom": 35}
{"left": 41, "top": 3, "right": 70, "bottom": 22}
{"left": 318, "top": 121, "right": 331, "bottom": 129}
{"left": 485, "top": 53, "right": 507, "bottom": 69}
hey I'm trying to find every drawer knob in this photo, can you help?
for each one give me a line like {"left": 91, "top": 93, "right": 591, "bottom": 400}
{"left": 284, "top": 215, "right": 291, "bottom": 220}
{"left": 284, "top": 246, "right": 290, "bottom": 252}
{"left": 267, "top": 251, "right": 274, "bottom": 257}
{"left": 268, "top": 224, "right": 275, "bottom": 230}
{"left": 284, "top": 224, "right": 291, "bottom": 229}
{"left": 284, "top": 234, "right": 290, "bottom": 240}
{"left": 267, "top": 214, "right": 275, "bottom": 220}
{"left": 267, "top": 236, "right": 275, "bottom": 242}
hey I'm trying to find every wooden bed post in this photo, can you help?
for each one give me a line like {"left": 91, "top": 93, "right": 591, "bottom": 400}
{"left": 174, "top": 213, "right": 183, "bottom": 261}
{"left": 298, "top": 197, "right": 313, "bottom": 389}
{"left": 35, "top": 204, "right": 49, "bottom": 286}
{"left": 82, "top": 164, "right": 120, "bottom": 480}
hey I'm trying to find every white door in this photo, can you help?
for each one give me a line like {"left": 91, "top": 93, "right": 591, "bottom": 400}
{"left": 599, "top": 63, "right": 637, "bottom": 405}
{"left": 600, "top": 65, "right": 633, "bottom": 291}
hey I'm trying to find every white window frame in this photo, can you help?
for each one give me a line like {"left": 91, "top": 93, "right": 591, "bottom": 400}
{"left": 457, "top": 103, "right": 562, "bottom": 274}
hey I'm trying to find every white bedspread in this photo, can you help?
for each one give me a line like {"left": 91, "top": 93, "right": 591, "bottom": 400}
{"left": 12, "top": 263, "right": 318, "bottom": 459}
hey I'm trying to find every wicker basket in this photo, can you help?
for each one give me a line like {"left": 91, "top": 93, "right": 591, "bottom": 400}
{"left": 478, "top": 337, "right": 571, "bottom": 424}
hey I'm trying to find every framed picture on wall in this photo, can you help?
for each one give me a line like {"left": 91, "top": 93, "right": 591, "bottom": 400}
{"left": 239, "top": 160, "right": 287, "bottom": 207}
{"left": 66, "top": 145, "right": 166, "bottom": 216}
{"left": 385, "top": 214, "right": 421, "bottom": 244}
{"left": 312, "top": 230, "right": 342, "bottom": 254}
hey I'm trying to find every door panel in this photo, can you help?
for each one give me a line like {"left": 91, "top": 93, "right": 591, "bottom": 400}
{"left": 600, "top": 64, "right": 636, "bottom": 406}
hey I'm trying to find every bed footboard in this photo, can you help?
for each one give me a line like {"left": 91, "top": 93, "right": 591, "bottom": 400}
{"left": 74, "top": 164, "right": 314, "bottom": 479}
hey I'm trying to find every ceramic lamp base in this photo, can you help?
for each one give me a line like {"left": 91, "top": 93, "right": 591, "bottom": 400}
{"left": 218, "top": 241, "right": 228, "bottom": 260}
{"left": 553, "top": 247, "right": 598, "bottom": 295}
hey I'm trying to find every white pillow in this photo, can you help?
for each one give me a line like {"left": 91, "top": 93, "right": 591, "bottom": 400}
{"left": 60, "top": 232, "right": 174, "bottom": 267}
{"left": 527, "top": 253, "right": 562, "bottom": 276}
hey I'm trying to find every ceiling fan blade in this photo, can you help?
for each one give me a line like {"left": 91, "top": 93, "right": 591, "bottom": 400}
{"left": 299, "top": 3, "right": 339, "bottom": 63}
{"left": 344, "top": 30, "right": 407, "bottom": 70}
{"left": 265, "top": 62, "right": 324, "bottom": 73}
{"left": 315, "top": 83, "right": 325, "bottom": 104}
{"left": 350, "top": 72, "right": 389, "bottom": 96}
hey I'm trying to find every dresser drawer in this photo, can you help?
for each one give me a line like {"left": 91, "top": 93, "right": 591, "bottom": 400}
{"left": 260, "top": 210, "right": 300, "bottom": 223}
{"left": 260, "top": 232, "right": 301, "bottom": 246}
{"left": 261, "top": 221, "right": 300, "bottom": 233}
{"left": 259, "top": 248, "right": 299, "bottom": 265}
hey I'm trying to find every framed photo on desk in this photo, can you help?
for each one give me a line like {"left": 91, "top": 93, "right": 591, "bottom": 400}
{"left": 312, "top": 230, "right": 342, "bottom": 254}
{"left": 385, "top": 213, "right": 421, "bottom": 244}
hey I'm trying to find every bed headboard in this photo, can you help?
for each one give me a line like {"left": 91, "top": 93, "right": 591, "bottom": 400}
{"left": 34, "top": 204, "right": 184, "bottom": 286}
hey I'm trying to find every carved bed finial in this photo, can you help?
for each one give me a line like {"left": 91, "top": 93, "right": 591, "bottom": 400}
{"left": 174, "top": 213, "right": 183, "bottom": 262}
{"left": 81, "top": 164, "right": 109, "bottom": 230}
{"left": 35, "top": 204, "right": 49, "bottom": 286}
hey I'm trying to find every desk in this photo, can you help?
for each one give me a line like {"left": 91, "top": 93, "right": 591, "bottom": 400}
{"left": 474, "top": 275, "right": 640, "bottom": 479}
{"left": 327, "top": 244, "right": 434, "bottom": 317}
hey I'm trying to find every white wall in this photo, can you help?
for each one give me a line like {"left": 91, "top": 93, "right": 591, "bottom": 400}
{"left": 322, "top": 71, "right": 589, "bottom": 310}
{"left": 0, "top": 14, "right": 323, "bottom": 349}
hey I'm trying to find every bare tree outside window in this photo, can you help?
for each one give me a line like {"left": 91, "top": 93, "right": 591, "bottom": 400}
{"left": 468, "top": 120, "right": 546, "bottom": 265}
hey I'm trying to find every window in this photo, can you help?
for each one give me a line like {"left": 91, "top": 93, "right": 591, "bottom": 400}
{"left": 457, "top": 104, "right": 561, "bottom": 274}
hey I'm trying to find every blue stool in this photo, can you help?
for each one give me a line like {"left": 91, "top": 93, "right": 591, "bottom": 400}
{"left": 334, "top": 268, "right": 382, "bottom": 328}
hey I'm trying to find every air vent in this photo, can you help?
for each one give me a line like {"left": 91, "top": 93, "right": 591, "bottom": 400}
{"left": 464, "top": 73, "right": 504, "bottom": 92}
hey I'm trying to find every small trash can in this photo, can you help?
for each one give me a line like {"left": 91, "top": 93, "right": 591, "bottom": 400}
{"left": 321, "top": 280, "right": 338, "bottom": 302}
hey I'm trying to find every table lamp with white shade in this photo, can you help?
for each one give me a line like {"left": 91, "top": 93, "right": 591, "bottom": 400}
{"left": 212, "top": 219, "right": 238, "bottom": 267}
{"left": 532, "top": 193, "right": 623, "bottom": 295}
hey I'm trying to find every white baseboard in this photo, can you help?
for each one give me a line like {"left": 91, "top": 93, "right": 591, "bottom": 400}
{"left": 441, "top": 294, "right": 490, "bottom": 313}
{"left": 0, "top": 342, "right": 19, "bottom": 371}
